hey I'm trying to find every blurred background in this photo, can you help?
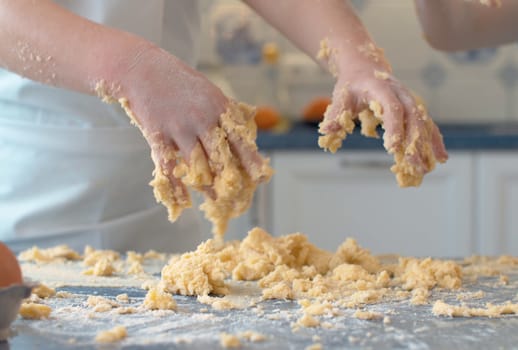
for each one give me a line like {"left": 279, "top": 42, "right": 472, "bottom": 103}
{"left": 198, "top": 0, "right": 518, "bottom": 124}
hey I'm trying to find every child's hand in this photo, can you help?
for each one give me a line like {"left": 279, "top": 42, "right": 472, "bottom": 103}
{"left": 102, "top": 46, "right": 272, "bottom": 231}
{"left": 317, "top": 39, "right": 448, "bottom": 187}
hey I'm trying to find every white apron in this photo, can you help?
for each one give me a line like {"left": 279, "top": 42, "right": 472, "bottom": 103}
{"left": 0, "top": 0, "right": 209, "bottom": 253}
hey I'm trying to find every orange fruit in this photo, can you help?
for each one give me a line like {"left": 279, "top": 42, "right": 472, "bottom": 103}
{"left": 254, "top": 106, "right": 281, "bottom": 130}
{"left": 302, "top": 97, "right": 332, "bottom": 123}
{"left": 0, "top": 242, "right": 22, "bottom": 288}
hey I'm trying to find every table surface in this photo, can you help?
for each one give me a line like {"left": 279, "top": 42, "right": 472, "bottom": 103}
{"left": 5, "top": 272, "right": 518, "bottom": 350}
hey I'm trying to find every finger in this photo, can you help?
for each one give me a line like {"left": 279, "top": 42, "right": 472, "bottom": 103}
{"left": 318, "top": 86, "right": 356, "bottom": 153}
{"left": 149, "top": 143, "right": 192, "bottom": 222}
{"left": 386, "top": 90, "right": 432, "bottom": 187}
{"left": 367, "top": 87, "right": 405, "bottom": 154}
{"left": 428, "top": 119, "right": 449, "bottom": 163}
{"left": 219, "top": 102, "right": 273, "bottom": 183}
{"left": 358, "top": 107, "right": 381, "bottom": 138}
{"left": 176, "top": 140, "right": 216, "bottom": 200}
{"left": 198, "top": 125, "right": 252, "bottom": 235}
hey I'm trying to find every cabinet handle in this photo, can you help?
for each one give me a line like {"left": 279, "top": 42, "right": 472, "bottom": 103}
{"left": 339, "top": 158, "right": 393, "bottom": 169}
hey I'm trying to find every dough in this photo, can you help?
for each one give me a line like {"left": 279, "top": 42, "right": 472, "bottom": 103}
{"left": 159, "top": 227, "right": 462, "bottom": 308}
{"left": 432, "top": 300, "right": 518, "bottom": 318}
{"left": 306, "top": 344, "right": 323, "bottom": 350}
{"left": 143, "top": 287, "right": 177, "bottom": 311}
{"left": 82, "top": 258, "right": 116, "bottom": 277}
{"left": 127, "top": 261, "right": 144, "bottom": 275}
{"left": 115, "top": 293, "right": 129, "bottom": 303}
{"left": 296, "top": 313, "right": 320, "bottom": 328}
{"left": 31, "top": 284, "right": 56, "bottom": 299}
{"left": 83, "top": 246, "right": 120, "bottom": 267}
{"left": 86, "top": 295, "right": 119, "bottom": 313}
{"left": 353, "top": 310, "right": 383, "bottom": 320}
{"left": 18, "top": 245, "right": 81, "bottom": 263}
{"left": 219, "top": 333, "right": 241, "bottom": 348}
{"left": 298, "top": 299, "right": 333, "bottom": 316}
{"left": 19, "top": 303, "right": 52, "bottom": 320}
{"left": 95, "top": 325, "right": 127, "bottom": 343}
{"left": 55, "top": 291, "right": 73, "bottom": 298}
{"left": 197, "top": 295, "right": 237, "bottom": 310}
{"left": 238, "top": 331, "right": 266, "bottom": 342}
{"left": 410, "top": 288, "right": 430, "bottom": 305}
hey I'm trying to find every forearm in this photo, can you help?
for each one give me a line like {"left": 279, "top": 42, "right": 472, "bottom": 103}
{"left": 414, "top": 0, "right": 518, "bottom": 51}
{"left": 0, "top": 0, "right": 154, "bottom": 97}
{"left": 244, "top": 0, "right": 390, "bottom": 73}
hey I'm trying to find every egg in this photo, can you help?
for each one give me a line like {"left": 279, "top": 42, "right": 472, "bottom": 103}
{"left": 0, "top": 242, "right": 23, "bottom": 288}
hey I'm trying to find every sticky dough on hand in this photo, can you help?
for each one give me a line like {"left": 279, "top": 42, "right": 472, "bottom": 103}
{"left": 318, "top": 99, "right": 442, "bottom": 187}
{"left": 316, "top": 41, "right": 445, "bottom": 188}
{"left": 125, "top": 100, "right": 273, "bottom": 237}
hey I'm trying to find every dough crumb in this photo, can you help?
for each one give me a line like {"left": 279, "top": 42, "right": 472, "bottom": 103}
{"left": 18, "top": 245, "right": 81, "bottom": 263}
{"left": 353, "top": 310, "right": 383, "bottom": 320}
{"left": 197, "top": 295, "right": 237, "bottom": 310}
{"left": 83, "top": 246, "right": 120, "bottom": 267}
{"left": 117, "top": 307, "right": 137, "bottom": 315}
{"left": 55, "top": 291, "right": 73, "bottom": 298}
{"left": 127, "top": 261, "right": 145, "bottom": 275}
{"left": 410, "top": 288, "right": 430, "bottom": 305}
{"left": 238, "top": 331, "right": 266, "bottom": 342}
{"left": 86, "top": 296, "right": 119, "bottom": 312}
{"left": 317, "top": 37, "right": 338, "bottom": 77}
{"left": 297, "top": 313, "right": 320, "bottom": 328}
{"left": 432, "top": 300, "right": 518, "bottom": 318}
{"left": 19, "top": 303, "right": 52, "bottom": 320}
{"left": 143, "top": 250, "right": 167, "bottom": 261}
{"left": 220, "top": 332, "right": 241, "bottom": 348}
{"left": 115, "top": 293, "right": 129, "bottom": 303}
{"left": 31, "top": 284, "right": 56, "bottom": 299}
{"left": 82, "top": 258, "right": 116, "bottom": 277}
{"left": 374, "top": 70, "right": 390, "bottom": 80}
{"left": 143, "top": 287, "right": 177, "bottom": 311}
{"left": 305, "top": 344, "right": 323, "bottom": 350}
{"left": 95, "top": 325, "right": 127, "bottom": 343}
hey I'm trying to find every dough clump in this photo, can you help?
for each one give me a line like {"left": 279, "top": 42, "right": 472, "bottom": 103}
{"left": 159, "top": 227, "right": 462, "bottom": 309}
{"left": 19, "top": 303, "right": 52, "bottom": 320}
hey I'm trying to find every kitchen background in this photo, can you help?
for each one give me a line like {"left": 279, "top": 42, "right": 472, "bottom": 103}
{"left": 194, "top": 0, "right": 518, "bottom": 258}
{"left": 198, "top": 0, "right": 518, "bottom": 123}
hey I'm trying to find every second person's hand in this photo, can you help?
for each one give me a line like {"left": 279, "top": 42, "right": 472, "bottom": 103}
{"left": 317, "top": 38, "right": 448, "bottom": 187}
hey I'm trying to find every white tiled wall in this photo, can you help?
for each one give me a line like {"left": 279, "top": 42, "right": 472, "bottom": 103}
{"left": 199, "top": 0, "right": 518, "bottom": 123}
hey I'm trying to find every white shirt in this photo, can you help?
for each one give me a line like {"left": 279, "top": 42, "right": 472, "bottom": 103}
{"left": 0, "top": 0, "right": 208, "bottom": 253}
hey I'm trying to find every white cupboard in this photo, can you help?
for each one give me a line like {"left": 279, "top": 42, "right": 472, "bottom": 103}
{"left": 265, "top": 151, "right": 475, "bottom": 257}
{"left": 477, "top": 152, "right": 518, "bottom": 256}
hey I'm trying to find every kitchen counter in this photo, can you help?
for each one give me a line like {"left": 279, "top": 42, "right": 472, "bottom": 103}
{"left": 257, "top": 122, "right": 518, "bottom": 151}
{"left": 5, "top": 273, "right": 518, "bottom": 350}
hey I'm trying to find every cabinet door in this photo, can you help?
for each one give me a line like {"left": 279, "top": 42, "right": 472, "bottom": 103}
{"left": 270, "top": 151, "right": 474, "bottom": 258}
{"left": 477, "top": 152, "right": 518, "bottom": 255}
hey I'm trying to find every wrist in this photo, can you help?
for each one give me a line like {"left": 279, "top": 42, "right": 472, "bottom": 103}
{"left": 92, "top": 37, "right": 159, "bottom": 102}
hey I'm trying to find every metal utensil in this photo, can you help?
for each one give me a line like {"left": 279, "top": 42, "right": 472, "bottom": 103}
{"left": 0, "top": 285, "right": 32, "bottom": 341}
